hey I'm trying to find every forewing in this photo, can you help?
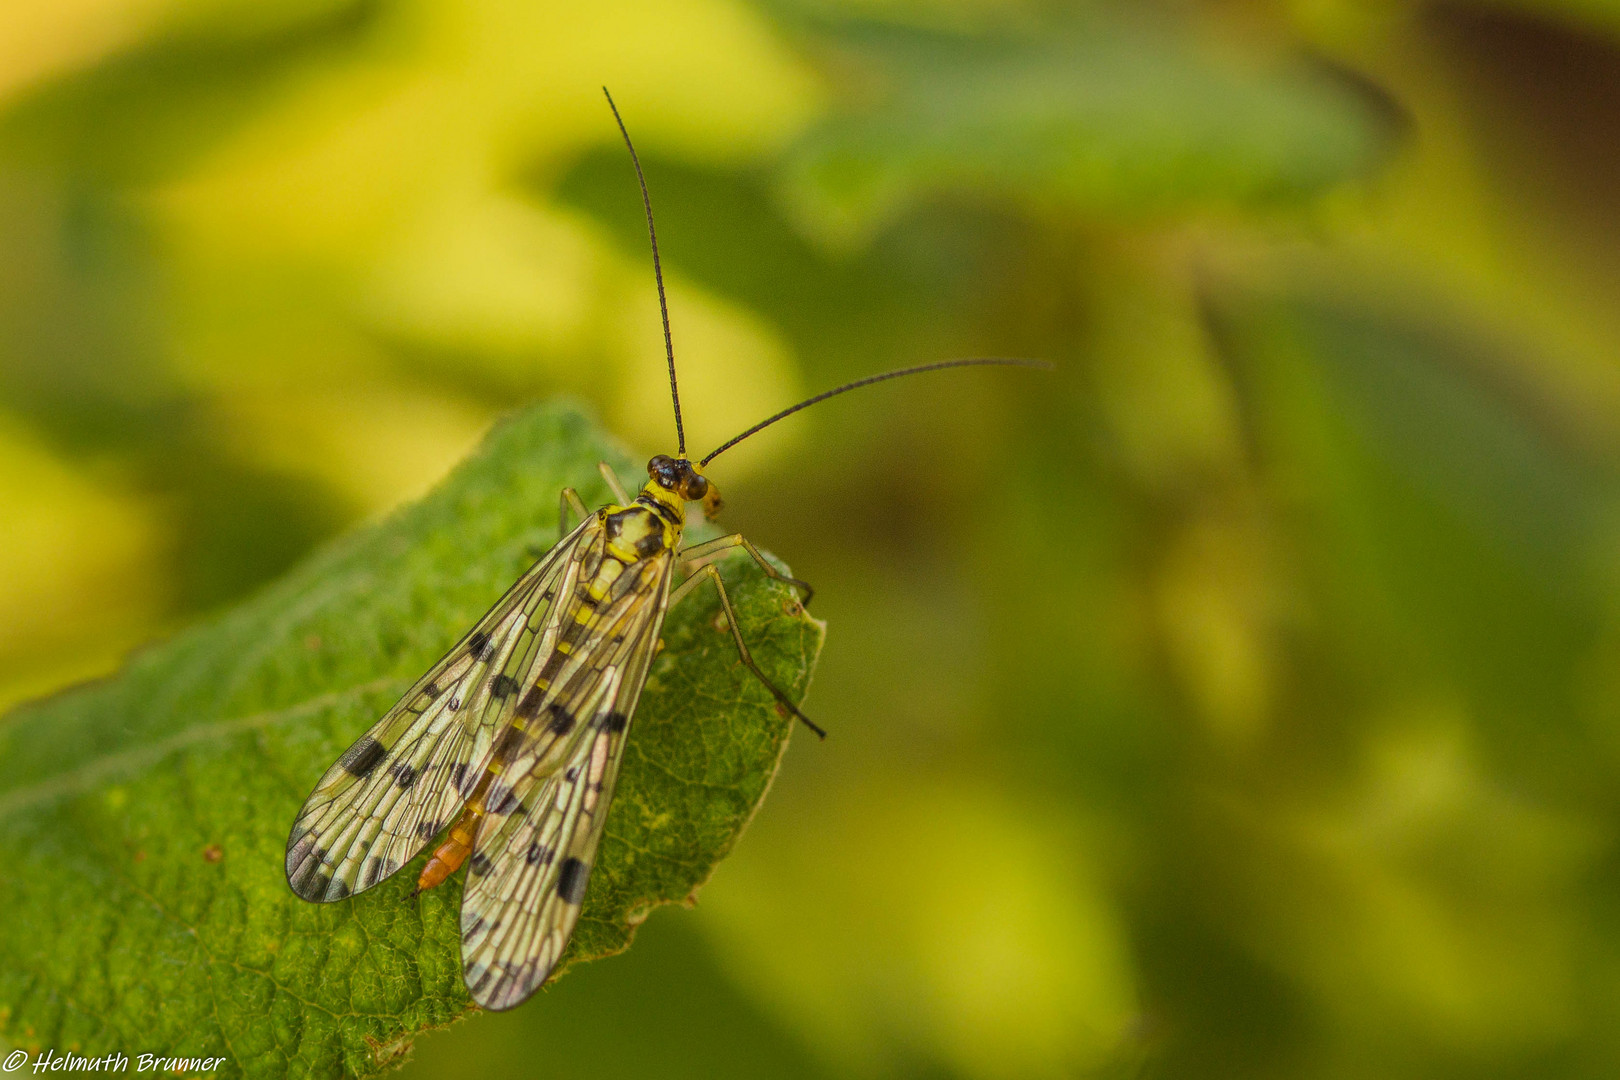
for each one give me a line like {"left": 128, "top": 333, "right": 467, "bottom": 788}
{"left": 458, "top": 550, "right": 674, "bottom": 1010}
{"left": 285, "top": 517, "right": 597, "bottom": 901}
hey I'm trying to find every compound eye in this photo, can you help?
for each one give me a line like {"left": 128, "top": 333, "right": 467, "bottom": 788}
{"left": 647, "top": 455, "right": 677, "bottom": 488}
{"left": 685, "top": 474, "right": 709, "bottom": 500}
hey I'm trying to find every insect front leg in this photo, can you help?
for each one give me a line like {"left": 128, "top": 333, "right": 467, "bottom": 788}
{"left": 558, "top": 487, "right": 589, "bottom": 542}
{"left": 669, "top": 563, "right": 826, "bottom": 739}
{"left": 598, "top": 461, "right": 632, "bottom": 505}
{"left": 679, "top": 533, "right": 814, "bottom": 607}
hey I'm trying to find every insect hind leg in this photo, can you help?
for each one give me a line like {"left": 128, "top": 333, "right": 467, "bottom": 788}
{"left": 670, "top": 563, "right": 826, "bottom": 739}
{"left": 680, "top": 533, "right": 814, "bottom": 607}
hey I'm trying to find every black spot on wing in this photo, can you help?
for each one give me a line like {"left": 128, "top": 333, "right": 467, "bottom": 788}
{"left": 338, "top": 737, "right": 387, "bottom": 779}
{"left": 547, "top": 705, "right": 575, "bottom": 736}
{"left": 491, "top": 674, "right": 520, "bottom": 698}
{"left": 288, "top": 862, "right": 333, "bottom": 902}
{"left": 449, "top": 762, "right": 472, "bottom": 794}
{"left": 491, "top": 960, "right": 543, "bottom": 1009}
{"left": 286, "top": 836, "right": 326, "bottom": 900}
{"left": 469, "top": 852, "right": 492, "bottom": 876}
{"left": 557, "top": 857, "right": 591, "bottom": 905}
{"left": 486, "top": 784, "right": 517, "bottom": 815}
{"left": 525, "top": 842, "right": 551, "bottom": 866}
{"left": 516, "top": 685, "right": 546, "bottom": 718}
{"left": 362, "top": 856, "right": 398, "bottom": 889}
{"left": 417, "top": 819, "right": 442, "bottom": 840}
{"left": 392, "top": 763, "right": 417, "bottom": 789}
{"left": 538, "top": 649, "right": 567, "bottom": 684}
{"left": 467, "top": 631, "right": 492, "bottom": 660}
{"left": 493, "top": 725, "right": 525, "bottom": 764}
{"left": 600, "top": 711, "right": 628, "bottom": 734}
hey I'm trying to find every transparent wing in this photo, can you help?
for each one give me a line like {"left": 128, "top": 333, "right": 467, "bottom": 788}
{"left": 285, "top": 516, "right": 598, "bottom": 902}
{"left": 458, "top": 550, "right": 674, "bottom": 1010}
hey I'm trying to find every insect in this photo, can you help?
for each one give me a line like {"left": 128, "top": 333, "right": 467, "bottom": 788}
{"left": 285, "top": 87, "right": 1044, "bottom": 1011}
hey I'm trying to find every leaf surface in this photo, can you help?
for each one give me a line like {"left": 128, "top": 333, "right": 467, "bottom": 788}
{"left": 0, "top": 402, "right": 823, "bottom": 1078}
{"left": 777, "top": 18, "right": 1400, "bottom": 243}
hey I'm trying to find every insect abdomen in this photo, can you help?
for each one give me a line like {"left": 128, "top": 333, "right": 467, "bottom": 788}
{"left": 415, "top": 804, "right": 482, "bottom": 893}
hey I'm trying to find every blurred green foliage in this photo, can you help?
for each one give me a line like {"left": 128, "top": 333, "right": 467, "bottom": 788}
{"left": 3, "top": 0, "right": 1620, "bottom": 1078}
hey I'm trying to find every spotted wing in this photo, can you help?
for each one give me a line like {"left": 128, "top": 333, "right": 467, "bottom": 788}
{"left": 286, "top": 516, "right": 599, "bottom": 902}
{"left": 458, "top": 548, "right": 674, "bottom": 1010}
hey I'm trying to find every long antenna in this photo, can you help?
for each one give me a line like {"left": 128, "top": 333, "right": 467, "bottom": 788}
{"left": 603, "top": 86, "right": 685, "bottom": 457}
{"left": 700, "top": 357, "right": 1050, "bottom": 466}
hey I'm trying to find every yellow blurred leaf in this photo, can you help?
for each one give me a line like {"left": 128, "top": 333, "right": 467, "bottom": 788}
{"left": 699, "top": 778, "right": 1139, "bottom": 1079}
{"left": 0, "top": 416, "right": 167, "bottom": 711}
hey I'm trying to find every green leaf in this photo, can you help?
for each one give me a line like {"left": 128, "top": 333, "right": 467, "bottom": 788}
{"left": 0, "top": 402, "right": 824, "bottom": 1079}
{"left": 777, "top": 19, "right": 1400, "bottom": 243}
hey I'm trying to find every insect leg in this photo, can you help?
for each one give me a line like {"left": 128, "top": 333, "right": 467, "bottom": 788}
{"left": 679, "top": 534, "right": 814, "bottom": 606}
{"left": 669, "top": 563, "right": 826, "bottom": 738}
{"left": 598, "top": 461, "right": 632, "bottom": 505}
{"left": 558, "top": 488, "right": 589, "bottom": 542}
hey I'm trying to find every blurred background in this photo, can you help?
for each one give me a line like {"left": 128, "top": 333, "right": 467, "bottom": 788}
{"left": 4, "top": 0, "right": 1620, "bottom": 1076}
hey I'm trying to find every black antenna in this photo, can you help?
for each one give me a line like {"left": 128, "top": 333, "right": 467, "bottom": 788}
{"left": 603, "top": 87, "right": 685, "bottom": 457}
{"left": 700, "top": 357, "right": 1051, "bottom": 466}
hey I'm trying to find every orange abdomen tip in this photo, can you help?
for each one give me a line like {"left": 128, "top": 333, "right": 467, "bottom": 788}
{"left": 413, "top": 808, "right": 480, "bottom": 895}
